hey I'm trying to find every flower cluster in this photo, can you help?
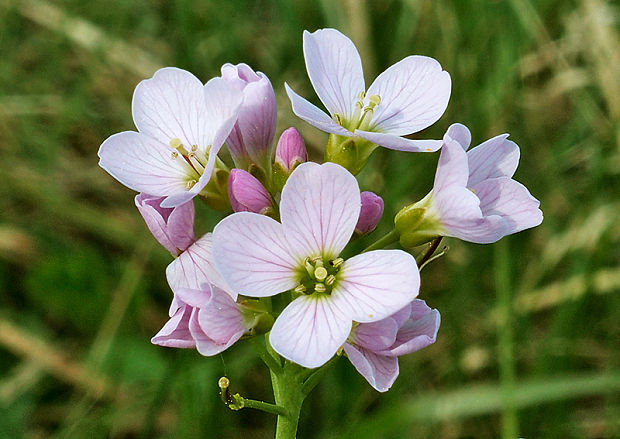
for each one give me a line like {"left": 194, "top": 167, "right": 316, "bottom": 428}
{"left": 98, "top": 28, "right": 542, "bottom": 392}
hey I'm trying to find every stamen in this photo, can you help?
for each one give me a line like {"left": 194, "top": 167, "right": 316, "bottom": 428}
{"left": 333, "top": 113, "right": 343, "bottom": 125}
{"left": 304, "top": 258, "right": 315, "bottom": 277}
{"left": 330, "top": 258, "right": 344, "bottom": 269}
{"left": 314, "top": 267, "right": 328, "bottom": 282}
{"left": 186, "top": 179, "right": 197, "bottom": 190}
{"left": 314, "top": 283, "right": 326, "bottom": 293}
{"left": 171, "top": 151, "right": 179, "bottom": 159}
{"left": 294, "top": 285, "right": 306, "bottom": 294}
{"left": 325, "top": 275, "right": 336, "bottom": 286}
{"left": 188, "top": 153, "right": 205, "bottom": 172}
{"left": 368, "top": 94, "right": 381, "bottom": 108}
{"left": 191, "top": 144, "right": 198, "bottom": 152}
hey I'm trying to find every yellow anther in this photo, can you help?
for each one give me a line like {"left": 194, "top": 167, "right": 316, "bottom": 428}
{"left": 368, "top": 94, "right": 381, "bottom": 107}
{"left": 314, "top": 283, "right": 326, "bottom": 293}
{"left": 186, "top": 179, "right": 197, "bottom": 190}
{"left": 171, "top": 151, "right": 179, "bottom": 159}
{"left": 294, "top": 284, "right": 306, "bottom": 294}
{"left": 169, "top": 138, "right": 182, "bottom": 149}
{"left": 314, "top": 267, "right": 328, "bottom": 282}
{"left": 334, "top": 113, "right": 343, "bottom": 125}
{"left": 330, "top": 258, "right": 344, "bottom": 269}
{"left": 357, "top": 91, "right": 366, "bottom": 100}
{"left": 191, "top": 144, "right": 198, "bottom": 152}
{"left": 325, "top": 275, "right": 336, "bottom": 286}
{"left": 304, "top": 258, "right": 315, "bottom": 277}
{"left": 310, "top": 256, "right": 322, "bottom": 263}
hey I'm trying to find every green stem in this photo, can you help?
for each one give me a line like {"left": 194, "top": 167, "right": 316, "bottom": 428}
{"left": 241, "top": 398, "right": 288, "bottom": 417}
{"left": 302, "top": 356, "right": 339, "bottom": 396}
{"left": 271, "top": 362, "right": 305, "bottom": 439}
{"left": 250, "top": 336, "right": 282, "bottom": 374}
{"left": 494, "top": 240, "right": 519, "bottom": 438}
{"left": 362, "top": 229, "right": 400, "bottom": 253}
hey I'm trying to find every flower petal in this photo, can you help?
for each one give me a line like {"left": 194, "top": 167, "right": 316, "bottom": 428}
{"left": 270, "top": 294, "right": 352, "bottom": 368}
{"left": 285, "top": 83, "right": 352, "bottom": 136}
{"left": 197, "top": 286, "right": 245, "bottom": 344}
{"left": 467, "top": 134, "right": 520, "bottom": 186}
{"left": 366, "top": 56, "right": 451, "bottom": 135}
{"left": 343, "top": 343, "right": 399, "bottom": 392}
{"left": 132, "top": 67, "right": 208, "bottom": 147}
{"left": 280, "top": 162, "right": 360, "bottom": 260}
{"left": 151, "top": 304, "right": 195, "bottom": 348}
{"left": 166, "top": 233, "right": 237, "bottom": 300}
{"left": 433, "top": 136, "right": 469, "bottom": 193}
{"left": 213, "top": 212, "right": 298, "bottom": 297}
{"left": 303, "top": 29, "right": 365, "bottom": 120}
{"left": 332, "top": 250, "right": 420, "bottom": 323}
{"left": 354, "top": 130, "right": 442, "bottom": 152}
{"left": 189, "top": 308, "right": 239, "bottom": 356}
{"left": 379, "top": 299, "right": 440, "bottom": 357}
{"left": 98, "top": 131, "right": 195, "bottom": 196}
{"left": 473, "top": 177, "right": 543, "bottom": 234}
{"left": 444, "top": 123, "right": 471, "bottom": 149}
{"left": 202, "top": 77, "right": 244, "bottom": 153}
{"left": 351, "top": 318, "right": 399, "bottom": 351}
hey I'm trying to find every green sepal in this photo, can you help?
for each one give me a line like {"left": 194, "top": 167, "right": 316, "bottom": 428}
{"left": 324, "top": 134, "right": 377, "bottom": 175}
{"left": 394, "top": 195, "right": 445, "bottom": 248}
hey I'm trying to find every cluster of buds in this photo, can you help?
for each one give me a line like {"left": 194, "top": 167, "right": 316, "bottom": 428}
{"left": 98, "top": 28, "right": 542, "bottom": 394}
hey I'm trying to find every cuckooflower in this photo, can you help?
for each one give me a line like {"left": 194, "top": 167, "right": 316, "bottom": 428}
{"left": 98, "top": 67, "right": 242, "bottom": 208}
{"left": 355, "top": 191, "right": 384, "bottom": 235}
{"left": 343, "top": 299, "right": 440, "bottom": 392}
{"left": 286, "top": 28, "right": 451, "bottom": 153}
{"left": 395, "top": 123, "right": 543, "bottom": 246}
{"left": 213, "top": 162, "right": 420, "bottom": 368}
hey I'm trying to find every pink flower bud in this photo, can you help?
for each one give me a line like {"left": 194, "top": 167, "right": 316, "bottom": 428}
{"left": 228, "top": 169, "right": 272, "bottom": 214}
{"left": 221, "top": 63, "right": 277, "bottom": 173}
{"left": 275, "top": 127, "right": 307, "bottom": 173}
{"left": 355, "top": 191, "right": 384, "bottom": 234}
{"left": 135, "top": 193, "right": 195, "bottom": 255}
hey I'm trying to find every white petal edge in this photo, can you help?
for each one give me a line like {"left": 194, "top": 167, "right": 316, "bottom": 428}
{"left": 354, "top": 130, "right": 443, "bottom": 152}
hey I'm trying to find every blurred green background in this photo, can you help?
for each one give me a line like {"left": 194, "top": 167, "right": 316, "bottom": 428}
{"left": 1, "top": 0, "right": 619, "bottom": 437}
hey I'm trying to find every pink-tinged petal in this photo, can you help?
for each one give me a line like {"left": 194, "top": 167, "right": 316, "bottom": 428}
{"left": 350, "top": 318, "right": 398, "bottom": 351}
{"left": 379, "top": 299, "right": 440, "bottom": 357}
{"left": 343, "top": 343, "right": 399, "bottom": 392}
{"left": 203, "top": 77, "right": 244, "bottom": 149}
{"left": 197, "top": 286, "right": 245, "bottom": 344}
{"left": 444, "top": 123, "right": 471, "bottom": 150}
{"left": 151, "top": 304, "right": 195, "bottom": 348}
{"left": 270, "top": 294, "right": 352, "bottom": 368}
{"left": 228, "top": 169, "right": 272, "bottom": 214}
{"left": 132, "top": 67, "right": 208, "bottom": 147}
{"left": 467, "top": 134, "right": 519, "bottom": 186}
{"left": 473, "top": 177, "right": 543, "bottom": 234}
{"left": 285, "top": 83, "right": 352, "bottom": 136}
{"left": 354, "top": 130, "right": 443, "bottom": 152}
{"left": 135, "top": 194, "right": 195, "bottom": 254}
{"left": 389, "top": 303, "right": 414, "bottom": 328}
{"left": 355, "top": 191, "right": 384, "bottom": 235}
{"left": 331, "top": 250, "right": 419, "bottom": 323}
{"left": 189, "top": 308, "right": 239, "bottom": 356}
{"left": 275, "top": 127, "right": 307, "bottom": 172}
{"left": 98, "top": 131, "right": 195, "bottom": 196}
{"left": 166, "top": 233, "right": 236, "bottom": 299}
{"left": 303, "top": 29, "right": 365, "bottom": 120}
{"left": 433, "top": 137, "right": 470, "bottom": 192}
{"left": 213, "top": 212, "right": 299, "bottom": 297}
{"left": 280, "top": 162, "right": 360, "bottom": 260}
{"left": 366, "top": 56, "right": 451, "bottom": 135}
{"left": 434, "top": 186, "right": 483, "bottom": 223}
{"left": 444, "top": 216, "right": 510, "bottom": 244}
{"left": 175, "top": 287, "right": 211, "bottom": 309}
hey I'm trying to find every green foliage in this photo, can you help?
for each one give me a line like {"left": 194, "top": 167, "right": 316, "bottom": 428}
{"left": 1, "top": 0, "right": 619, "bottom": 438}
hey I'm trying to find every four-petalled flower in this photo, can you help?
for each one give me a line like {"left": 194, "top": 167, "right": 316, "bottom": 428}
{"left": 213, "top": 162, "right": 420, "bottom": 368}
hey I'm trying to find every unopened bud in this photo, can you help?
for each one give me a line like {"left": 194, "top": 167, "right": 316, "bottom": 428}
{"left": 275, "top": 127, "right": 307, "bottom": 173}
{"left": 228, "top": 169, "right": 272, "bottom": 214}
{"left": 355, "top": 191, "right": 384, "bottom": 235}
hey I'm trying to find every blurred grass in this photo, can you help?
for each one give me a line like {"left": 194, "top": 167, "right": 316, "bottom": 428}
{"left": 0, "top": 0, "right": 618, "bottom": 438}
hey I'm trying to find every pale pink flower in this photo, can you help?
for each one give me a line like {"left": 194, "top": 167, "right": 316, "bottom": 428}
{"left": 213, "top": 162, "right": 420, "bottom": 368}
{"left": 135, "top": 193, "right": 195, "bottom": 255}
{"left": 275, "top": 127, "right": 307, "bottom": 173}
{"left": 221, "top": 63, "right": 277, "bottom": 172}
{"left": 286, "top": 29, "right": 451, "bottom": 152}
{"left": 343, "top": 299, "right": 440, "bottom": 392}
{"left": 153, "top": 233, "right": 245, "bottom": 355}
{"left": 98, "top": 67, "right": 242, "bottom": 208}
{"left": 414, "top": 123, "right": 543, "bottom": 244}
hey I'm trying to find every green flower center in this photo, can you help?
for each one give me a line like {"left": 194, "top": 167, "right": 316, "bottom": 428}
{"left": 294, "top": 256, "right": 344, "bottom": 296}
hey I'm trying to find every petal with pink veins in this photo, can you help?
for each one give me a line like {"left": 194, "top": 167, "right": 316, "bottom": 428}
{"left": 285, "top": 84, "right": 351, "bottom": 136}
{"left": 354, "top": 130, "right": 443, "bottom": 152}
{"left": 151, "top": 304, "right": 195, "bottom": 348}
{"left": 343, "top": 343, "right": 399, "bottom": 392}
